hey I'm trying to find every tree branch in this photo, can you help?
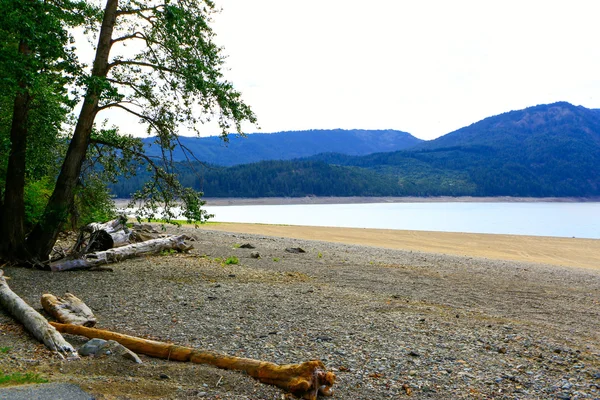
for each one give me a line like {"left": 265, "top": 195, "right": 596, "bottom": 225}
{"left": 107, "top": 60, "right": 181, "bottom": 75}
{"left": 116, "top": 5, "right": 164, "bottom": 16}
{"left": 111, "top": 32, "right": 145, "bottom": 44}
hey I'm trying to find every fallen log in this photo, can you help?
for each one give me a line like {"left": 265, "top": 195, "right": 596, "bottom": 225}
{"left": 0, "top": 271, "right": 78, "bottom": 358}
{"left": 83, "top": 218, "right": 127, "bottom": 234}
{"left": 50, "top": 234, "right": 193, "bottom": 272}
{"left": 41, "top": 293, "right": 97, "bottom": 327}
{"left": 51, "top": 322, "right": 335, "bottom": 399}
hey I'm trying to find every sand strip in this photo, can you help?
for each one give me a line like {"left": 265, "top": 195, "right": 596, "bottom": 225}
{"left": 196, "top": 223, "right": 600, "bottom": 270}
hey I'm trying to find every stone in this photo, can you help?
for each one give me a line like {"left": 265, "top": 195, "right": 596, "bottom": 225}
{"left": 79, "top": 339, "right": 142, "bottom": 364}
{"left": 285, "top": 247, "right": 306, "bottom": 254}
{"left": 79, "top": 338, "right": 107, "bottom": 356}
{"left": 239, "top": 243, "right": 255, "bottom": 249}
{"left": 250, "top": 251, "right": 260, "bottom": 258}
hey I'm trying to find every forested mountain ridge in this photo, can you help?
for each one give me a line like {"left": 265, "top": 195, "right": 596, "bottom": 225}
{"left": 142, "top": 129, "right": 422, "bottom": 166}
{"left": 112, "top": 102, "right": 600, "bottom": 198}
{"left": 327, "top": 102, "right": 600, "bottom": 196}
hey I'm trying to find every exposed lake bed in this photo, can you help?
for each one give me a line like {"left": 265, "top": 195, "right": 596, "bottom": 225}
{"left": 1, "top": 224, "right": 599, "bottom": 399}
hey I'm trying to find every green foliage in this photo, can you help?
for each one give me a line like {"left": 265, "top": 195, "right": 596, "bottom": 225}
{"left": 160, "top": 249, "right": 177, "bottom": 256}
{"left": 0, "top": 372, "right": 48, "bottom": 386}
{"left": 0, "top": 347, "right": 10, "bottom": 353}
{"left": 224, "top": 256, "right": 239, "bottom": 265}
{"left": 272, "top": 257, "right": 280, "bottom": 262}
{"left": 23, "top": 177, "right": 54, "bottom": 227}
{"left": 72, "top": 176, "right": 116, "bottom": 227}
{"left": 1, "top": 0, "right": 255, "bottom": 259}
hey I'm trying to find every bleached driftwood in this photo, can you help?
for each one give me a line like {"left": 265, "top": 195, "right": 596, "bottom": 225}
{"left": 78, "top": 217, "right": 133, "bottom": 252}
{"left": 0, "top": 271, "right": 78, "bottom": 358}
{"left": 51, "top": 322, "right": 335, "bottom": 399}
{"left": 41, "top": 293, "right": 97, "bottom": 327}
{"left": 83, "top": 218, "right": 127, "bottom": 234}
{"left": 50, "top": 234, "right": 193, "bottom": 272}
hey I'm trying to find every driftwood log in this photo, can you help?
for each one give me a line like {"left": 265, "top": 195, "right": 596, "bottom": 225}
{"left": 41, "top": 293, "right": 97, "bottom": 327}
{"left": 51, "top": 323, "right": 335, "bottom": 399}
{"left": 0, "top": 271, "right": 78, "bottom": 358}
{"left": 50, "top": 234, "right": 193, "bottom": 272}
{"left": 76, "top": 217, "right": 132, "bottom": 253}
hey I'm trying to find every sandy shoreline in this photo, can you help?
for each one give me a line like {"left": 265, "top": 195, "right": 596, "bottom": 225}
{"left": 195, "top": 222, "right": 600, "bottom": 271}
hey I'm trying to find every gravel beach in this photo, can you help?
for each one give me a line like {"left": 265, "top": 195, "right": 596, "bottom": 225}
{"left": 1, "top": 225, "right": 599, "bottom": 399}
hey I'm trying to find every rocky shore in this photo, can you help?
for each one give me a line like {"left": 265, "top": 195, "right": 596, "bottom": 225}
{"left": 1, "top": 225, "right": 599, "bottom": 399}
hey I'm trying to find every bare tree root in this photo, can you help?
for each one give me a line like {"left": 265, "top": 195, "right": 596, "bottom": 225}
{"left": 51, "top": 322, "right": 335, "bottom": 399}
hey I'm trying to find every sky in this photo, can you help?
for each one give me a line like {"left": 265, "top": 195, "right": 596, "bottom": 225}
{"left": 201, "top": 0, "right": 600, "bottom": 140}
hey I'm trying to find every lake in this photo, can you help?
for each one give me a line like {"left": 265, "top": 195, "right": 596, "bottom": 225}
{"left": 199, "top": 202, "right": 600, "bottom": 239}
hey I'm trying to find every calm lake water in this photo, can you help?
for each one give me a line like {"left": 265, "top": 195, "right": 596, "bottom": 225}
{"left": 201, "top": 202, "right": 600, "bottom": 239}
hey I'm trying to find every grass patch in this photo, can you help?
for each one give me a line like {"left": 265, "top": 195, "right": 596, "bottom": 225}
{"left": 0, "top": 372, "right": 48, "bottom": 386}
{"left": 0, "top": 347, "right": 10, "bottom": 354}
{"left": 273, "top": 257, "right": 280, "bottom": 262}
{"left": 225, "top": 256, "right": 239, "bottom": 265}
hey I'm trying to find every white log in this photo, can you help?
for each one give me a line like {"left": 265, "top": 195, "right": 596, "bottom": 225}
{"left": 109, "top": 230, "right": 135, "bottom": 248}
{"left": 50, "top": 235, "right": 193, "bottom": 272}
{"left": 0, "top": 270, "right": 78, "bottom": 358}
{"left": 84, "top": 217, "right": 126, "bottom": 234}
{"left": 41, "top": 293, "right": 97, "bottom": 327}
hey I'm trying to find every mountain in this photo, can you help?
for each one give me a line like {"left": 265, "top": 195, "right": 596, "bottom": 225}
{"left": 320, "top": 102, "right": 600, "bottom": 196}
{"left": 142, "top": 129, "right": 422, "bottom": 166}
{"left": 111, "top": 102, "right": 600, "bottom": 198}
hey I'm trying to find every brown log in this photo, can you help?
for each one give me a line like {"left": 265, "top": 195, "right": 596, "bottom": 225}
{"left": 41, "top": 293, "right": 97, "bottom": 327}
{"left": 0, "top": 271, "right": 78, "bottom": 358}
{"left": 51, "top": 322, "right": 335, "bottom": 399}
{"left": 50, "top": 234, "right": 193, "bottom": 272}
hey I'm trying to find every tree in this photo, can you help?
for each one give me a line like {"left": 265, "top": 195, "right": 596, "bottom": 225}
{"left": 1, "top": 0, "right": 256, "bottom": 263}
{"left": 0, "top": 0, "right": 90, "bottom": 260}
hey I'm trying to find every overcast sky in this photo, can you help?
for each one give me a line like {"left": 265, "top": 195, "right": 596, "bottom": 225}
{"left": 205, "top": 0, "right": 600, "bottom": 140}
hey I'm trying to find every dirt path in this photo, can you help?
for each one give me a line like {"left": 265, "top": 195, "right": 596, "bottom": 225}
{"left": 196, "top": 223, "right": 600, "bottom": 270}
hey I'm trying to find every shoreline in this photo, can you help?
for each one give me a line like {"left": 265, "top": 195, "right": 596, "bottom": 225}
{"left": 194, "top": 222, "right": 600, "bottom": 271}
{"left": 115, "top": 196, "right": 600, "bottom": 208}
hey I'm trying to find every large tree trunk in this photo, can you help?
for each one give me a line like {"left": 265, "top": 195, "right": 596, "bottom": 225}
{"left": 50, "top": 234, "right": 193, "bottom": 271}
{"left": 0, "top": 41, "right": 32, "bottom": 261}
{"left": 0, "top": 271, "right": 77, "bottom": 358}
{"left": 51, "top": 323, "right": 335, "bottom": 399}
{"left": 26, "top": 0, "right": 120, "bottom": 261}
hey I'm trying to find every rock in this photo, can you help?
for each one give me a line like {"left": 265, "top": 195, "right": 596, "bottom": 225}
{"left": 159, "top": 373, "right": 170, "bottom": 380}
{"left": 78, "top": 338, "right": 107, "bottom": 356}
{"left": 250, "top": 251, "right": 260, "bottom": 258}
{"left": 408, "top": 351, "right": 420, "bottom": 357}
{"left": 239, "top": 243, "right": 255, "bottom": 249}
{"left": 285, "top": 247, "right": 306, "bottom": 254}
{"left": 79, "top": 339, "right": 142, "bottom": 364}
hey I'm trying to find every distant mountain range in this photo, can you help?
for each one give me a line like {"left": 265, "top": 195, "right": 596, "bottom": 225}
{"left": 142, "top": 129, "right": 422, "bottom": 166}
{"left": 112, "top": 102, "right": 600, "bottom": 198}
